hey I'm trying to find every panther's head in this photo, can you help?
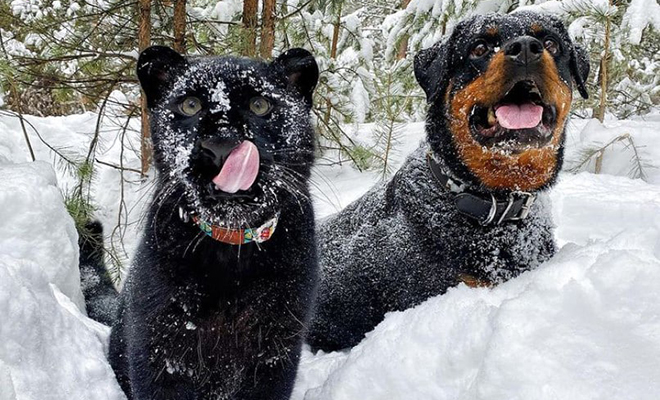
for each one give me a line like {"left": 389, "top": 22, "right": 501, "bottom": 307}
{"left": 415, "top": 12, "right": 590, "bottom": 193}
{"left": 137, "top": 46, "right": 319, "bottom": 229}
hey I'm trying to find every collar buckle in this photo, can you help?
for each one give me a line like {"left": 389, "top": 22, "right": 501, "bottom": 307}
{"left": 482, "top": 194, "right": 499, "bottom": 225}
{"left": 482, "top": 191, "right": 536, "bottom": 226}
{"left": 508, "top": 191, "right": 536, "bottom": 222}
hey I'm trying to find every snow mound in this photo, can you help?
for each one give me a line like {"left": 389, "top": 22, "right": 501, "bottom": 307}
{"left": 0, "top": 161, "right": 125, "bottom": 400}
{"left": 566, "top": 118, "right": 660, "bottom": 185}
{"left": 552, "top": 172, "right": 660, "bottom": 246}
{"left": 0, "top": 162, "right": 83, "bottom": 309}
{"left": 294, "top": 229, "right": 660, "bottom": 400}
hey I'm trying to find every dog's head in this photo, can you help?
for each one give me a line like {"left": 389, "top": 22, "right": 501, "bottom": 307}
{"left": 415, "top": 12, "right": 589, "bottom": 192}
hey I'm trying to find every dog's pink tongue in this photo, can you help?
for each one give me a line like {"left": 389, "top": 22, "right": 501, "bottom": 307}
{"left": 495, "top": 103, "right": 543, "bottom": 129}
{"left": 212, "top": 141, "right": 260, "bottom": 193}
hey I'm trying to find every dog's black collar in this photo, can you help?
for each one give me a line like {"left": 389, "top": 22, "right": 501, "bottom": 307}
{"left": 426, "top": 152, "right": 536, "bottom": 226}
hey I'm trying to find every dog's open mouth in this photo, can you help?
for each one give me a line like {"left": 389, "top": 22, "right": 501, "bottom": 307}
{"left": 469, "top": 80, "right": 557, "bottom": 150}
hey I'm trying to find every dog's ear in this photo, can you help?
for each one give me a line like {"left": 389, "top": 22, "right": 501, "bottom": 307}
{"left": 414, "top": 40, "right": 451, "bottom": 104}
{"left": 570, "top": 44, "right": 590, "bottom": 99}
{"left": 137, "top": 46, "right": 188, "bottom": 107}
{"left": 272, "top": 48, "right": 319, "bottom": 104}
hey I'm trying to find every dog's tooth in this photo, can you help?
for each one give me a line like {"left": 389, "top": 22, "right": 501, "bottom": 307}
{"left": 488, "top": 107, "right": 497, "bottom": 126}
{"left": 178, "top": 206, "right": 189, "bottom": 223}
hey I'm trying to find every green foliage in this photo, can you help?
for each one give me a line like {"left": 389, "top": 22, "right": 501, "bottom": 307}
{"left": 370, "top": 59, "right": 419, "bottom": 178}
{"left": 65, "top": 190, "right": 96, "bottom": 231}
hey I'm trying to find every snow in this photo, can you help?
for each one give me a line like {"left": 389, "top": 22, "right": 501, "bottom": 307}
{"left": 1, "top": 112, "right": 660, "bottom": 399}
{"left": 565, "top": 118, "right": 660, "bottom": 184}
{"left": 622, "top": 0, "right": 660, "bottom": 45}
{"left": 552, "top": 173, "right": 660, "bottom": 247}
{"left": 0, "top": 161, "right": 124, "bottom": 400}
{"left": 0, "top": 162, "right": 84, "bottom": 310}
{"left": 210, "top": 80, "right": 231, "bottom": 113}
{"left": 0, "top": 111, "right": 147, "bottom": 276}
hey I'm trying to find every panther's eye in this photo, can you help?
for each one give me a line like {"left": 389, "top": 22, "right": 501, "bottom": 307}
{"left": 470, "top": 40, "right": 490, "bottom": 59}
{"left": 249, "top": 97, "right": 272, "bottom": 116}
{"left": 179, "top": 97, "right": 202, "bottom": 116}
{"left": 543, "top": 38, "right": 559, "bottom": 55}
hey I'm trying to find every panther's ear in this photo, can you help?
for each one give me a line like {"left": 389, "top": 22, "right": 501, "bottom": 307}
{"left": 137, "top": 46, "right": 188, "bottom": 107}
{"left": 414, "top": 40, "right": 451, "bottom": 104}
{"left": 272, "top": 48, "right": 319, "bottom": 104}
{"left": 570, "top": 44, "right": 590, "bottom": 99}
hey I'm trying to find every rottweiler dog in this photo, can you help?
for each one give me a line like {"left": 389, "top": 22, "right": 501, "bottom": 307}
{"left": 308, "top": 12, "right": 590, "bottom": 351}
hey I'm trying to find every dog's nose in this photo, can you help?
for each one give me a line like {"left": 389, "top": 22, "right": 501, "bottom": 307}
{"left": 504, "top": 36, "right": 544, "bottom": 66}
{"left": 196, "top": 138, "right": 240, "bottom": 169}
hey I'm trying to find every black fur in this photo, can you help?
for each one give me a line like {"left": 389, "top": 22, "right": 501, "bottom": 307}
{"left": 99, "top": 47, "right": 319, "bottom": 399}
{"left": 78, "top": 221, "right": 118, "bottom": 326}
{"left": 307, "top": 12, "right": 590, "bottom": 351}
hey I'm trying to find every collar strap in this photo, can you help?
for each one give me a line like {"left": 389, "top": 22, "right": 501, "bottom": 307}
{"left": 179, "top": 207, "right": 279, "bottom": 245}
{"left": 426, "top": 152, "right": 536, "bottom": 226}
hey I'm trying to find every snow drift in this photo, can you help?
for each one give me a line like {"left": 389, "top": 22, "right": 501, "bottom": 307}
{"left": 294, "top": 226, "right": 660, "bottom": 400}
{"left": 0, "top": 161, "right": 124, "bottom": 400}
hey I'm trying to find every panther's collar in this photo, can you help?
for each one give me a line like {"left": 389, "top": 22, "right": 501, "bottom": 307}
{"left": 178, "top": 207, "right": 279, "bottom": 245}
{"left": 426, "top": 152, "right": 536, "bottom": 226}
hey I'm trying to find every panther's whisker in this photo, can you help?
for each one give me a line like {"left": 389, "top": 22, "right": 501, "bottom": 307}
{"left": 183, "top": 230, "right": 206, "bottom": 258}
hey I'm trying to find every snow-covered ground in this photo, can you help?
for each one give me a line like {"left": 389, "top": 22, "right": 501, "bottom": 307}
{"left": 1, "top": 110, "right": 660, "bottom": 399}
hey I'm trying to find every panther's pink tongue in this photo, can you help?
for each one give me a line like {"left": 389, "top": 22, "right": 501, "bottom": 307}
{"left": 212, "top": 141, "right": 260, "bottom": 193}
{"left": 495, "top": 103, "right": 544, "bottom": 129}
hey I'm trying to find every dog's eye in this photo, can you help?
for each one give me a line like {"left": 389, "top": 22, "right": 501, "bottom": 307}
{"left": 543, "top": 38, "right": 559, "bottom": 55}
{"left": 249, "top": 97, "right": 272, "bottom": 116}
{"left": 179, "top": 97, "right": 202, "bottom": 116}
{"left": 470, "top": 41, "right": 490, "bottom": 59}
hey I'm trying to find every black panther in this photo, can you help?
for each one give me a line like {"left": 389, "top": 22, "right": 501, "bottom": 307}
{"left": 87, "top": 46, "right": 319, "bottom": 399}
{"left": 307, "top": 12, "right": 590, "bottom": 351}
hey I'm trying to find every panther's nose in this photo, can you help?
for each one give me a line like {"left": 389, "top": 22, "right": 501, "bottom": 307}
{"left": 197, "top": 138, "right": 241, "bottom": 169}
{"left": 504, "top": 36, "right": 544, "bottom": 66}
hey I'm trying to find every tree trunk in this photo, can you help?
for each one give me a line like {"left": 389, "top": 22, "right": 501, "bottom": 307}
{"left": 242, "top": 0, "right": 258, "bottom": 57}
{"left": 324, "top": 1, "right": 343, "bottom": 125}
{"left": 396, "top": 0, "right": 412, "bottom": 60}
{"left": 595, "top": 12, "right": 611, "bottom": 123}
{"left": 173, "top": 0, "right": 186, "bottom": 53}
{"left": 138, "top": 0, "right": 152, "bottom": 176}
{"left": 329, "top": 6, "right": 342, "bottom": 59}
{"left": 259, "top": 0, "right": 276, "bottom": 59}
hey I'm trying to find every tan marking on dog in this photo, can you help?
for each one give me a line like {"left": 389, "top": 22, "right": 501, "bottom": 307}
{"left": 459, "top": 274, "right": 492, "bottom": 288}
{"left": 530, "top": 23, "right": 544, "bottom": 35}
{"left": 447, "top": 51, "right": 572, "bottom": 191}
{"left": 486, "top": 25, "right": 499, "bottom": 36}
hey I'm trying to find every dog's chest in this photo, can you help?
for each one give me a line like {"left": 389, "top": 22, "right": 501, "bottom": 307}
{"left": 145, "top": 281, "right": 289, "bottom": 395}
{"left": 414, "top": 195, "right": 555, "bottom": 281}
{"left": 393, "top": 153, "right": 556, "bottom": 281}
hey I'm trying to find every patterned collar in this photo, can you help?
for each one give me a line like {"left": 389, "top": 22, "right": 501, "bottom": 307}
{"left": 179, "top": 207, "right": 279, "bottom": 245}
